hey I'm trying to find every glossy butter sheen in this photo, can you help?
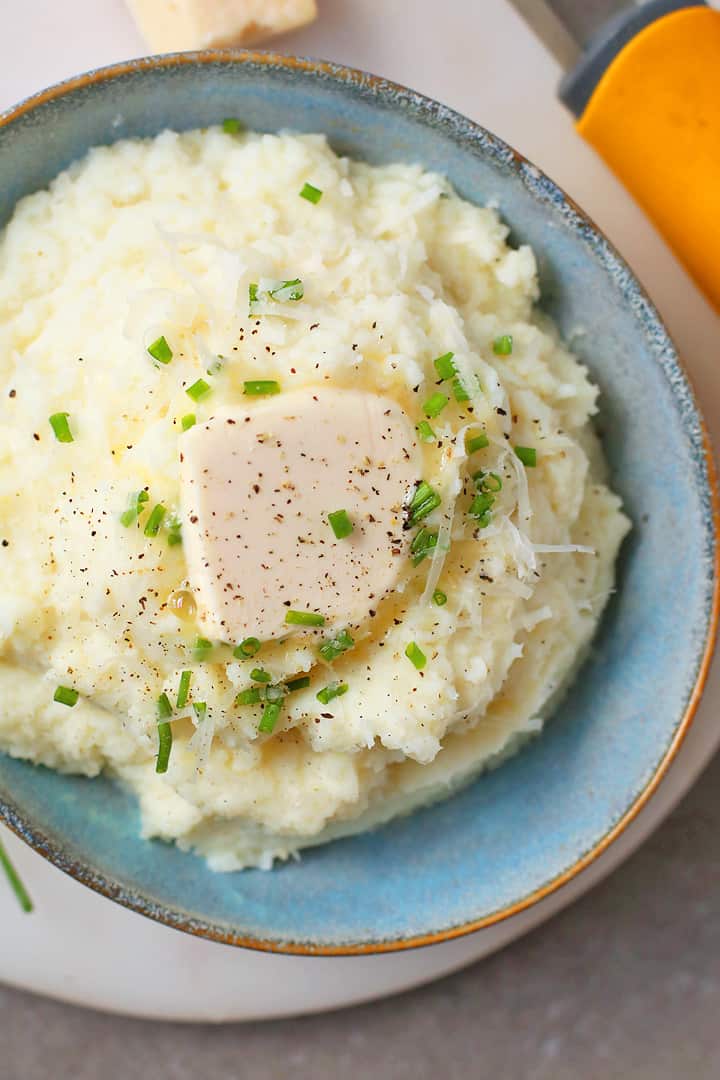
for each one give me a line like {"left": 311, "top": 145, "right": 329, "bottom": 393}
{"left": 181, "top": 389, "right": 419, "bottom": 641}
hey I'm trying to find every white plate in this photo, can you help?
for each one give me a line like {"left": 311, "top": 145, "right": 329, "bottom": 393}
{"left": 1, "top": 0, "right": 719, "bottom": 1022}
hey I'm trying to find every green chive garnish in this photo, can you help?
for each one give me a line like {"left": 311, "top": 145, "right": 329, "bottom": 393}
{"left": 410, "top": 527, "right": 438, "bottom": 566}
{"left": 328, "top": 509, "right": 353, "bottom": 540}
{"left": 493, "top": 334, "right": 513, "bottom": 356}
{"left": 249, "top": 282, "right": 259, "bottom": 307}
{"left": 192, "top": 701, "right": 207, "bottom": 723}
{"left": 193, "top": 636, "right": 213, "bottom": 661}
{"left": 319, "top": 629, "right": 354, "bottom": 662}
{"left": 234, "top": 637, "right": 261, "bottom": 659}
{"left": 452, "top": 377, "right": 470, "bottom": 403}
{"left": 258, "top": 700, "right": 282, "bottom": 734}
{"left": 176, "top": 670, "right": 191, "bottom": 709}
{"left": 423, "top": 392, "right": 449, "bottom": 419}
{"left": 469, "top": 491, "right": 494, "bottom": 527}
{"left": 300, "top": 182, "right": 323, "bottom": 204}
{"left": 185, "top": 378, "right": 212, "bottom": 402}
{"left": 49, "top": 412, "right": 73, "bottom": 443}
{"left": 316, "top": 682, "right": 348, "bottom": 705}
{"left": 416, "top": 420, "right": 437, "bottom": 443}
{"left": 433, "top": 352, "right": 456, "bottom": 381}
{"left": 408, "top": 480, "right": 441, "bottom": 526}
{"left": 0, "top": 839, "right": 33, "bottom": 913}
{"left": 405, "top": 642, "right": 427, "bottom": 670}
{"left": 475, "top": 471, "right": 502, "bottom": 493}
{"left": 432, "top": 589, "right": 448, "bottom": 606}
{"left": 222, "top": 118, "right": 243, "bottom": 134}
{"left": 181, "top": 413, "right": 196, "bottom": 432}
{"left": 54, "top": 685, "right": 79, "bottom": 707}
{"left": 147, "top": 335, "right": 172, "bottom": 365}
{"left": 243, "top": 380, "right": 281, "bottom": 396}
{"left": 120, "top": 489, "right": 150, "bottom": 528}
{"left": 465, "top": 431, "right": 489, "bottom": 454}
{"left": 515, "top": 446, "right": 537, "bottom": 467}
{"left": 156, "top": 722, "right": 172, "bottom": 773}
{"left": 286, "top": 675, "right": 311, "bottom": 692}
{"left": 157, "top": 692, "right": 173, "bottom": 721}
{"left": 285, "top": 610, "right": 325, "bottom": 627}
{"left": 143, "top": 503, "right": 166, "bottom": 537}
{"left": 250, "top": 667, "right": 272, "bottom": 683}
{"left": 166, "top": 518, "right": 182, "bottom": 547}
{"left": 236, "top": 687, "right": 261, "bottom": 706}
{"left": 268, "top": 279, "right": 304, "bottom": 302}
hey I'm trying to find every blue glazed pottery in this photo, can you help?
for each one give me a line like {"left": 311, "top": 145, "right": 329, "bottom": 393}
{"left": 0, "top": 53, "right": 716, "bottom": 953}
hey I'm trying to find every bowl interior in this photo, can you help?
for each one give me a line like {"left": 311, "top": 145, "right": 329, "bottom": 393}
{"left": 0, "top": 54, "right": 715, "bottom": 952}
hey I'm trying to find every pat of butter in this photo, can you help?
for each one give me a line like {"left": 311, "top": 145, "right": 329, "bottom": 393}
{"left": 125, "top": 0, "right": 317, "bottom": 52}
{"left": 180, "top": 388, "right": 421, "bottom": 642}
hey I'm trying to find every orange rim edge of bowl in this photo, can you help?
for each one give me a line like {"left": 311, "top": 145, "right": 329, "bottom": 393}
{"left": 0, "top": 50, "right": 718, "bottom": 957}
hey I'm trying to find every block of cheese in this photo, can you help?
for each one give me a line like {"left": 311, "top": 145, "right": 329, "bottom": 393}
{"left": 126, "top": 0, "right": 317, "bottom": 53}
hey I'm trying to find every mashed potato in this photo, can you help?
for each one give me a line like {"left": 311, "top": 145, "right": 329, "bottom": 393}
{"left": 0, "top": 129, "right": 629, "bottom": 870}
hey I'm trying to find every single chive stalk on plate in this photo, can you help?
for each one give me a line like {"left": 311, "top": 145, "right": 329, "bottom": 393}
{"left": 54, "top": 685, "right": 79, "bottom": 707}
{"left": 147, "top": 335, "right": 172, "bottom": 365}
{"left": 176, "top": 670, "right": 192, "bottom": 709}
{"left": 268, "top": 279, "right": 304, "bottom": 302}
{"left": 192, "top": 702, "right": 207, "bottom": 723}
{"left": 410, "top": 527, "right": 438, "bottom": 567}
{"left": 408, "top": 481, "right": 441, "bottom": 526}
{"left": 250, "top": 667, "right": 272, "bottom": 684}
{"left": 286, "top": 675, "right": 310, "bottom": 692}
{"left": 316, "top": 681, "right": 348, "bottom": 706}
{"left": 285, "top": 609, "right": 326, "bottom": 628}
{"left": 416, "top": 420, "right": 437, "bottom": 443}
{"left": 422, "top": 391, "right": 449, "bottom": 419}
{"left": 432, "top": 589, "right": 448, "bottom": 606}
{"left": 143, "top": 503, "right": 166, "bottom": 538}
{"left": 222, "top": 118, "right": 243, "bottom": 134}
{"left": 452, "top": 377, "right": 471, "bottom": 403}
{"left": 243, "top": 380, "right": 281, "bottom": 396}
{"left": 318, "top": 629, "right": 354, "bottom": 662}
{"left": 405, "top": 642, "right": 427, "bottom": 670}
{"left": 120, "top": 489, "right": 149, "bottom": 527}
{"left": 433, "top": 351, "right": 456, "bottom": 381}
{"left": 185, "top": 378, "right": 212, "bottom": 403}
{"left": 166, "top": 517, "right": 182, "bottom": 547}
{"left": 258, "top": 700, "right": 282, "bottom": 734}
{"left": 49, "top": 412, "right": 73, "bottom": 443}
{"left": 299, "top": 182, "right": 323, "bottom": 204}
{"left": 0, "top": 839, "right": 33, "bottom": 913}
{"left": 515, "top": 446, "right": 537, "bottom": 467}
{"left": 465, "top": 430, "right": 489, "bottom": 454}
{"left": 193, "top": 636, "right": 213, "bottom": 661}
{"left": 493, "top": 334, "right": 513, "bottom": 356}
{"left": 156, "top": 721, "right": 172, "bottom": 774}
{"left": 475, "top": 470, "right": 502, "bottom": 493}
{"left": 235, "top": 686, "right": 262, "bottom": 706}
{"left": 181, "top": 413, "right": 196, "bottom": 432}
{"left": 157, "top": 692, "right": 173, "bottom": 721}
{"left": 328, "top": 509, "right": 353, "bottom": 540}
{"left": 234, "top": 636, "right": 262, "bottom": 659}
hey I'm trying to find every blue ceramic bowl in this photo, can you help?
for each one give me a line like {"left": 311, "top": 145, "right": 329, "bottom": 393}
{"left": 0, "top": 52, "right": 716, "bottom": 954}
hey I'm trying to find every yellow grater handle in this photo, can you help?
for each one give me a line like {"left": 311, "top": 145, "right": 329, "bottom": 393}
{"left": 575, "top": 6, "right": 720, "bottom": 312}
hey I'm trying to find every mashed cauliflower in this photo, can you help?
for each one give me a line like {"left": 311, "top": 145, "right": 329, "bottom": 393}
{"left": 0, "top": 129, "right": 629, "bottom": 870}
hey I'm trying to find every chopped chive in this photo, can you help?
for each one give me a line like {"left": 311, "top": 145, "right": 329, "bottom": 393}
{"left": 268, "top": 278, "right": 304, "bottom": 302}
{"left": 405, "top": 642, "right": 427, "bottom": 670}
{"left": 192, "top": 701, "right": 207, "bottom": 723}
{"left": 49, "top": 412, "right": 73, "bottom": 443}
{"left": 156, "top": 721, "right": 172, "bottom": 774}
{"left": 318, "top": 629, "right": 354, "bottom": 662}
{"left": 515, "top": 446, "right": 537, "bottom": 467}
{"left": 167, "top": 518, "right": 182, "bottom": 547}
{"left": 222, "top": 117, "right": 243, "bottom": 134}
{"left": 423, "top": 391, "right": 449, "bottom": 419}
{"left": 157, "top": 692, "right": 173, "bottom": 721}
{"left": 258, "top": 700, "right": 282, "bottom": 734}
{"left": 316, "top": 681, "right": 348, "bottom": 705}
{"left": 452, "top": 377, "right": 471, "bottom": 403}
{"left": 147, "top": 335, "right": 173, "bottom": 365}
{"left": 185, "top": 378, "right": 212, "bottom": 402}
{"left": 286, "top": 675, "right": 310, "bottom": 692}
{"left": 143, "top": 503, "right": 166, "bottom": 537}
{"left": 328, "top": 509, "right": 353, "bottom": 540}
{"left": 234, "top": 636, "right": 261, "bottom": 659}
{"left": 432, "top": 589, "right": 448, "bottom": 606}
{"left": 408, "top": 480, "right": 441, "bottom": 525}
{"left": 193, "top": 636, "right": 213, "bottom": 661}
{"left": 433, "top": 352, "right": 456, "bottom": 381}
{"left": 249, "top": 282, "right": 259, "bottom": 306}
{"left": 181, "top": 413, "right": 196, "bottom": 432}
{"left": 475, "top": 471, "right": 502, "bottom": 493}
{"left": 410, "top": 527, "right": 438, "bottom": 566}
{"left": 300, "top": 182, "right": 323, "bottom": 204}
{"left": 264, "top": 684, "right": 285, "bottom": 704}
{"left": 250, "top": 667, "right": 272, "bottom": 683}
{"left": 0, "top": 839, "right": 33, "bottom": 913}
{"left": 120, "top": 489, "right": 150, "bottom": 528}
{"left": 465, "top": 431, "right": 489, "bottom": 454}
{"left": 469, "top": 491, "right": 494, "bottom": 527}
{"left": 493, "top": 334, "right": 513, "bottom": 356}
{"left": 243, "top": 379, "right": 281, "bottom": 396}
{"left": 416, "top": 420, "right": 437, "bottom": 443}
{"left": 176, "top": 670, "right": 192, "bottom": 709}
{"left": 285, "top": 610, "right": 325, "bottom": 627}
{"left": 53, "top": 685, "right": 79, "bottom": 707}
{"left": 236, "top": 687, "right": 261, "bottom": 706}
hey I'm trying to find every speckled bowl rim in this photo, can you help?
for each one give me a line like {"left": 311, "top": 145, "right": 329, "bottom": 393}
{"left": 0, "top": 49, "right": 717, "bottom": 957}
